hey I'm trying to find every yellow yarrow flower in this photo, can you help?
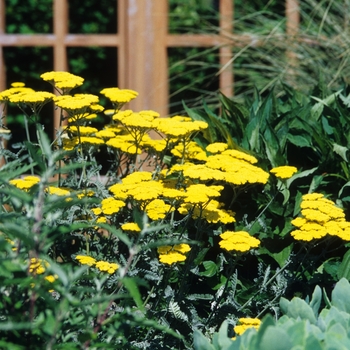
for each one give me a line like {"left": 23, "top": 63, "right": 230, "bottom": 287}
{"left": 158, "top": 244, "right": 191, "bottom": 265}
{"left": 75, "top": 255, "right": 96, "bottom": 266}
{"left": 9, "top": 90, "right": 55, "bottom": 105}
{"left": 95, "top": 260, "right": 119, "bottom": 274}
{"left": 10, "top": 176, "right": 40, "bottom": 190}
{"left": 46, "top": 186, "right": 70, "bottom": 196}
{"left": 152, "top": 116, "right": 208, "bottom": 139}
{"left": 145, "top": 199, "right": 173, "bottom": 220}
{"left": 29, "top": 258, "right": 50, "bottom": 275}
{"left": 270, "top": 165, "right": 298, "bottom": 179}
{"left": 121, "top": 222, "right": 141, "bottom": 232}
{"left": 0, "top": 85, "right": 35, "bottom": 102}
{"left": 234, "top": 318, "right": 261, "bottom": 336}
{"left": 183, "top": 184, "right": 223, "bottom": 205}
{"left": 41, "top": 71, "right": 84, "bottom": 92}
{"left": 291, "top": 193, "right": 350, "bottom": 241}
{"left": 101, "top": 197, "right": 126, "bottom": 215}
{"left": 219, "top": 231, "right": 260, "bottom": 253}
{"left": 206, "top": 142, "right": 228, "bottom": 154}
{"left": 100, "top": 87, "right": 138, "bottom": 105}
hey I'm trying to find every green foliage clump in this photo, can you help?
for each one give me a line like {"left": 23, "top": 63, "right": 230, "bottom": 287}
{"left": 1, "top": 71, "right": 350, "bottom": 349}
{"left": 194, "top": 278, "right": 350, "bottom": 350}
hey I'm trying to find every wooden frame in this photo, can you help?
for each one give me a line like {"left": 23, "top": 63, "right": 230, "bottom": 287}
{"left": 0, "top": 0, "right": 300, "bottom": 132}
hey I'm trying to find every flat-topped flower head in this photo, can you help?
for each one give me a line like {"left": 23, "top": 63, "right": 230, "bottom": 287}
{"left": 158, "top": 244, "right": 191, "bottom": 265}
{"left": 270, "top": 165, "right": 298, "bottom": 179}
{"left": 101, "top": 197, "right": 126, "bottom": 215}
{"left": 76, "top": 255, "right": 96, "bottom": 266}
{"left": 121, "top": 222, "right": 141, "bottom": 232}
{"left": 183, "top": 184, "right": 223, "bottom": 205}
{"left": 41, "top": 71, "right": 84, "bottom": 93}
{"left": 291, "top": 192, "right": 350, "bottom": 241}
{"left": 95, "top": 261, "right": 119, "bottom": 274}
{"left": 54, "top": 94, "right": 103, "bottom": 120}
{"left": 206, "top": 142, "right": 228, "bottom": 154}
{"left": 145, "top": 199, "right": 174, "bottom": 220}
{"left": 219, "top": 231, "right": 260, "bottom": 253}
{"left": 100, "top": 87, "right": 138, "bottom": 110}
{"left": 9, "top": 91, "right": 55, "bottom": 105}
{"left": 10, "top": 175, "right": 40, "bottom": 190}
{"left": 0, "top": 84, "right": 35, "bottom": 102}
{"left": 152, "top": 116, "right": 208, "bottom": 139}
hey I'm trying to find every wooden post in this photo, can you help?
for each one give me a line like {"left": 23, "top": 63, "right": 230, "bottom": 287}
{"left": 219, "top": 0, "right": 234, "bottom": 97}
{"left": 53, "top": 0, "right": 68, "bottom": 133}
{"left": 121, "top": 0, "right": 168, "bottom": 117}
{"left": 285, "top": 0, "right": 300, "bottom": 66}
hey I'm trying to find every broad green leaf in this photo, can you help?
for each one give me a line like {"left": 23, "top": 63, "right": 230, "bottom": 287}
{"left": 286, "top": 134, "right": 312, "bottom": 148}
{"left": 199, "top": 261, "right": 218, "bottom": 277}
{"left": 260, "top": 326, "right": 293, "bottom": 350}
{"left": 286, "top": 167, "right": 318, "bottom": 189}
{"left": 193, "top": 329, "right": 216, "bottom": 350}
{"left": 269, "top": 244, "right": 293, "bottom": 268}
{"left": 338, "top": 249, "right": 350, "bottom": 280}
{"left": 333, "top": 143, "right": 348, "bottom": 162}
{"left": 331, "top": 278, "right": 350, "bottom": 314}
{"left": 309, "top": 285, "right": 322, "bottom": 317}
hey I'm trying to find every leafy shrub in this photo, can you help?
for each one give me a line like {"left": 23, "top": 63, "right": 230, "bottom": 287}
{"left": 1, "top": 72, "right": 350, "bottom": 349}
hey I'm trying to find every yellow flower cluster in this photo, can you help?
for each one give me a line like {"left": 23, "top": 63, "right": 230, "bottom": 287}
{"left": 219, "top": 231, "right": 260, "bottom": 253}
{"left": 179, "top": 200, "right": 235, "bottom": 224}
{"left": 40, "top": 71, "right": 84, "bottom": 92}
{"left": 233, "top": 318, "right": 261, "bottom": 336}
{"left": 157, "top": 244, "right": 191, "bottom": 265}
{"left": 100, "top": 87, "right": 138, "bottom": 106}
{"left": 121, "top": 222, "right": 141, "bottom": 232}
{"left": 153, "top": 116, "right": 208, "bottom": 139}
{"left": 291, "top": 193, "right": 350, "bottom": 241}
{"left": 101, "top": 197, "right": 126, "bottom": 215}
{"left": 28, "top": 258, "right": 58, "bottom": 288}
{"left": 171, "top": 141, "right": 207, "bottom": 161}
{"left": 10, "top": 176, "right": 40, "bottom": 190}
{"left": 29, "top": 258, "right": 50, "bottom": 275}
{"left": 75, "top": 255, "right": 119, "bottom": 274}
{"left": 46, "top": 186, "right": 71, "bottom": 196}
{"left": 54, "top": 94, "right": 103, "bottom": 115}
{"left": 270, "top": 165, "right": 298, "bottom": 179}
{"left": 0, "top": 83, "right": 34, "bottom": 102}
{"left": 9, "top": 90, "right": 55, "bottom": 106}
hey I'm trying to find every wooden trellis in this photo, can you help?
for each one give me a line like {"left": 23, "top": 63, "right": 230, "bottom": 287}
{"left": 0, "top": 0, "right": 300, "bottom": 132}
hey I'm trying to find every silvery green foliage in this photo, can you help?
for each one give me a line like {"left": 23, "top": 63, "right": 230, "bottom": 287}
{"left": 194, "top": 278, "right": 350, "bottom": 350}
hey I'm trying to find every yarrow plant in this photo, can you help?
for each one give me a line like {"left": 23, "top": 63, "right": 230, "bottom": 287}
{"left": 1, "top": 71, "right": 350, "bottom": 349}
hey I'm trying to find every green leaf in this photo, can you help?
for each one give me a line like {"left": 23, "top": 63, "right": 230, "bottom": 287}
{"left": 217, "top": 321, "right": 233, "bottom": 349}
{"left": 122, "top": 277, "right": 145, "bottom": 312}
{"left": 260, "top": 326, "right": 293, "bottom": 350}
{"left": 286, "top": 167, "right": 318, "bottom": 188}
{"left": 331, "top": 278, "right": 350, "bottom": 314}
{"left": 269, "top": 244, "right": 293, "bottom": 268}
{"left": 333, "top": 143, "right": 348, "bottom": 162}
{"left": 199, "top": 261, "right": 218, "bottom": 277}
{"left": 309, "top": 285, "right": 322, "bottom": 317}
{"left": 193, "top": 329, "right": 216, "bottom": 350}
{"left": 337, "top": 250, "right": 350, "bottom": 280}
{"left": 283, "top": 297, "right": 317, "bottom": 324}
{"left": 286, "top": 134, "right": 312, "bottom": 148}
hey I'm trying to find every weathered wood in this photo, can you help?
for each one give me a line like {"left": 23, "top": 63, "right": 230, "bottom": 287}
{"left": 219, "top": 0, "right": 234, "bottom": 97}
